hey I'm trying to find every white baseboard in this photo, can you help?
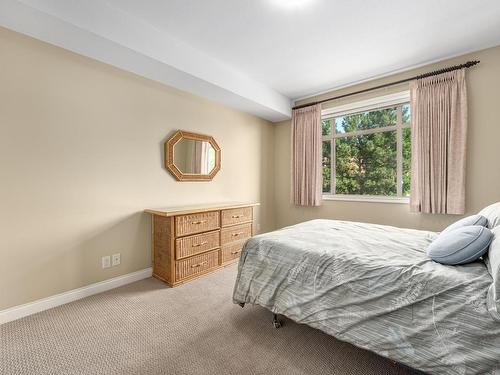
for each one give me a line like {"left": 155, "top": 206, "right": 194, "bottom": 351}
{"left": 0, "top": 268, "right": 152, "bottom": 325}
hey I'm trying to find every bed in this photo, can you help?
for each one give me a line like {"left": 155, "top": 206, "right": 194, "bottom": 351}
{"left": 232, "top": 219, "right": 500, "bottom": 375}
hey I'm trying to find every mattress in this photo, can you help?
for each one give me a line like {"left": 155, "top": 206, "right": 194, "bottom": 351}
{"left": 233, "top": 219, "right": 500, "bottom": 375}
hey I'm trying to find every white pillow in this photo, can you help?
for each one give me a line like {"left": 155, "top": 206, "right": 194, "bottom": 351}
{"left": 486, "top": 226, "right": 500, "bottom": 321}
{"left": 479, "top": 202, "right": 500, "bottom": 229}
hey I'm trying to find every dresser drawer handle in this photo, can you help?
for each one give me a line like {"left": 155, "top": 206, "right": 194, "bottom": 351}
{"left": 231, "top": 215, "right": 243, "bottom": 218}
{"left": 192, "top": 220, "right": 207, "bottom": 225}
{"left": 191, "top": 261, "right": 208, "bottom": 268}
{"left": 231, "top": 232, "right": 244, "bottom": 237}
{"left": 230, "top": 250, "right": 241, "bottom": 255}
{"left": 192, "top": 241, "right": 208, "bottom": 247}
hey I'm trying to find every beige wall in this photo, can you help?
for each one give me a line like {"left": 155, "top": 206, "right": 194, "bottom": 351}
{"left": 0, "top": 28, "right": 275, "bottom": 310}
{"left": 274, "top": 45, "right": 500, "bottom": 232}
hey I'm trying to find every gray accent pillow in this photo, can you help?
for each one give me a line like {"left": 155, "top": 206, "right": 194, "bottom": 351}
{"left": 485, "top": 226, "right": 500, "bottom": 321}
{"left": 427, "top": 225, "right": 493, "bottom": 265}
{"left": 478, "top": 202, "right": 500, "bottom": 229}
{"left": 441, "top": 214, "right": 488, "bottom": 235}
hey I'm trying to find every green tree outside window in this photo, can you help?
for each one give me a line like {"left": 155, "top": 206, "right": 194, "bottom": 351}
{"left": 322, "top": 103, "right": 411, "bottom": 197}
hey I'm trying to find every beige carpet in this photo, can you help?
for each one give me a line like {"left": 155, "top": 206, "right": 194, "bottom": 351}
{"left": 1, "top": 265, "right": 413, "bottom": 375}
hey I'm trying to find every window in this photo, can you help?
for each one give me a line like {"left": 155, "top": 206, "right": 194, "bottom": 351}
{"left": 322, "top": 92, "right": 411, "bottom": 201}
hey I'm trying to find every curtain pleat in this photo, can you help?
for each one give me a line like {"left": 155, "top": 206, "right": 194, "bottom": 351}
{"left": 291, "top": 104, "right": 322, "bottom": 206}
{"left": 410, "top": 69, "right": 468, "bottom": 214}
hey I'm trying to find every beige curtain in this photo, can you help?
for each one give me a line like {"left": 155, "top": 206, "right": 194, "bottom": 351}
{"left": 410, "top": 69, "right": 468, "bottom": 214}
{"left": 291, "top": 104, "right": 322, "bottom": 206}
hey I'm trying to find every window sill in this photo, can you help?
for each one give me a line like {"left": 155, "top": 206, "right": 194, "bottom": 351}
{"left": 322, "top": 195, "right": 410, "bottom": 204}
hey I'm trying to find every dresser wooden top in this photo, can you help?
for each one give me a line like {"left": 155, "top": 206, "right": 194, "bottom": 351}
{"left": 144, "top": 202, "right": 260, "bottom": 217}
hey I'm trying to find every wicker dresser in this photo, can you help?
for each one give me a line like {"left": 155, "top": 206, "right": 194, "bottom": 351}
{"left": 145, "top": 203, "right": 259, "bottom": 286}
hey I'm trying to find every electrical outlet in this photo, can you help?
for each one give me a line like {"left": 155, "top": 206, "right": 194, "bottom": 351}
{"left": 101, "top": 255, "right": 111, "bottom": 269}
{"left": 112, "top": 253, "right": 121, "bottom": 266}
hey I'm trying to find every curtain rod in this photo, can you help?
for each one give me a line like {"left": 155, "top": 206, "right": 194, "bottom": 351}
{"left": 292, "top": 60, "right": 480, "bottom": 111}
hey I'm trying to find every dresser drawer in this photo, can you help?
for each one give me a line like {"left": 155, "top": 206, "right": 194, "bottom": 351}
{"left": 175, "top": 230, "right": 220, "bottom": 260}
{"left": 175, "top": 250, "right": 219, "bottom": 281}
{"left": 175, "top": 211, "right": 220, "bottom": 237}
{"left": 221, "top": 241, "right": 245, "bottom": 264}
{"left": 221, "top": 223, "right": 252, "bottom": 245}
{"left": 221, "top": 207, "right": 253, "bottom": 227}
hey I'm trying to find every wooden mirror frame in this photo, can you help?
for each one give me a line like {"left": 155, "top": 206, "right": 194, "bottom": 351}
{"left": 165, "top": 130, "right": 221, "bottom": 181}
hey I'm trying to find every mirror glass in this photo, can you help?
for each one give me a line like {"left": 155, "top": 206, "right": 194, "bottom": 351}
{"left": 173, "top": 138, "right": 217, "bottom": 174}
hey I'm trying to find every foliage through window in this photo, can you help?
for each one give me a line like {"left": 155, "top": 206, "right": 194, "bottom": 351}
{"left": 322, "top": 101, "right": 411, "bottom": 198}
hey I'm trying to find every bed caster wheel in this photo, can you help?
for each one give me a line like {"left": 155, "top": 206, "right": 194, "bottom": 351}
{"left": 272, "top": 314, "right": 282, "bottom": 329}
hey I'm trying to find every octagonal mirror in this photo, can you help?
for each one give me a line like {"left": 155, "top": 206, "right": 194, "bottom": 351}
{"left": 165, "top": 131, "right": 221, "bottom": 181}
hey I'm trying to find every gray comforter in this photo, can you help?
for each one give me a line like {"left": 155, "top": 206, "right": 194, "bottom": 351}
{"left": 232, "top": 219, "right": 500, "bottom": 375}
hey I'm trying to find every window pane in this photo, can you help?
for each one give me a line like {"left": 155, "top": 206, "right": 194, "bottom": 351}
{"left": 322, "top": 119, "right": 332, "bottom": 136}
{"left": 322, "top": 141, "right": 332, "bottom": 193}
{"left": 335, "top": 131, "right": 397, "bottom": 196}
{"left": 335, "top": 107, "right": 396, "bottom": 134}
{"left": 402, "top": 128, "right": 411, "bottom": 196}
{"left": 402, "top": 103, "right": 411, "bottom": 124}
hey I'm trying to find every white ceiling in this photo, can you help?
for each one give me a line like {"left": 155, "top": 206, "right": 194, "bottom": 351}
{"left": 107, "top": 0, "right": 500, "bottom": 98}
{"left": 2, "top": 0, "right": 500, "bottom": 121}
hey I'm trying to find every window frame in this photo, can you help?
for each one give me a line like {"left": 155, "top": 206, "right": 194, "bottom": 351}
{"left": 321, "top": 91, "right": 411, "bottom": 203}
